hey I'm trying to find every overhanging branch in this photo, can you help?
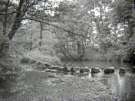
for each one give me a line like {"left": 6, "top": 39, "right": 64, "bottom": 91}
{"left": 23, "top": 17, "right": 90, "bottom": 39}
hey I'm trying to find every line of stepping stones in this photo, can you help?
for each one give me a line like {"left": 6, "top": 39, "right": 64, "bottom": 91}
{"left": 36, "top": 63, "right": 135, "bottom": 75}
{"left": 20, "top": 57, "right": 135, "bottom": 75}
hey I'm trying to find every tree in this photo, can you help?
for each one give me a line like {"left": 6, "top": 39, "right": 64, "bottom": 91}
{"left": 0, "top": 0, "right": 55, "bottom": 87}
{"left": 112, "top": 0, "right": 135, "bottom": 64}
{"left": 113, "top": 0, "right": 135, "bottom": 40}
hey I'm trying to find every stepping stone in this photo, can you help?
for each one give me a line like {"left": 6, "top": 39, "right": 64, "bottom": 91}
{"left": 131, "top": 66, "right": 135, "bottom": 73}
{"left": 91, "top": 67, "right": 100, "bottom": 73}
{"left": 70, "top": 67, "right": 75, "bottom": 74}
{"left": 104, "top": 67, "right": 115, "bottom": 74}
{"left": 119, "top": 68, "right": 126, "bottom": 74}
{"left": 80, "top": 68, "right": 89, "bottom": 74}
{"left": 44, "top": 64, "right": 50, "bottom": 68}
{"left": 50, "top": 66, "right": 62, "bottom": 70}
{"left": 63, "top": 67, "right": 69, "bottom": 72}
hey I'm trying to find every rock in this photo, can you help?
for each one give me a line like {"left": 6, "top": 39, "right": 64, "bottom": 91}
{"left": 30, "top": 60, "right": 36, "bottom": 64}
{"left": 48, "top": 74, "right": 56, "bottom": 78}
{"left": 104, "top": 67, "right": 115, "bottom": 74}
{"left": 119, "top": 68, "right": 126, "bottom": 74}
{"left": 51, "top": 66, "right": 63, "bottom": 71}
{"left": 44, "top": 64, "right": 50, "bottom": 68}
{"left": 20, "top": 57, "right": 37, "bottom": 64}
{"left": 80, "top": 68, "right": 89, "bottom": 74}
{"left": 36, "top": 62, "right": 47, "bottom": 70}
{"left": 45, "top": 69, "right": 58, "bottom": 73}
{"left": 76, "top": 70, "right": 80, "bottom": 74}
{"left": 63, "top": 67, "right": 69, "bottom": 72}
{"left": 51, "top": 65, "right": 69, "bottom": 73}
{"left": 91, "top": 67, "right": 100, "bottom": 73}
{"left": 70, "top": 67, "right": 75, "bottom": 74}
{"left": 74, "top": 67, "right": 80, "bottom": 71}
{"left": 131, "top": 66, "right": 135, "bottom": 73}
{"left": 20, "top": 57, "right": 30, "bottom": 64}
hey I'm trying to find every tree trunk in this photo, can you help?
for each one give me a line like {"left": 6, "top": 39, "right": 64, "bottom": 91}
{"left": 77, "top": 41, "right": 85, "bottom": 60}
{"left": 127, "top": 20, "right": 134, "bottom": 39}
{"left": 30, "top": 28, "right": 33, "bottom": 51}
{"left": 0, "top": 36, "right": 9, "bottom": 57}
{"left": 8, "top": 0, "right": 25, "bottom": 40}
{"left": 2, "top": 0, "right": 10, "bottom": 35}
{"left": 39, "top": 22, "right": 43, "bottom": 47}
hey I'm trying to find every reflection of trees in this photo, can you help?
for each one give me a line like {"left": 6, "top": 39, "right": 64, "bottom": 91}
{"left": 113, "top": 73, "right": 135, "bottom": 101}
{"left": 127, "top": 76, "right": 135, "bottom": 101}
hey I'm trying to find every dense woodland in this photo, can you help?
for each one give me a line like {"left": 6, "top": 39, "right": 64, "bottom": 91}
{"left": 0, "top": 0, "right": 135, "bottom": 99}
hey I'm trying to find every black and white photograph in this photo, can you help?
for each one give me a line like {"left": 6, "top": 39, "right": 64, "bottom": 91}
{"left": 0, "top": 0, "right": 135, "bottom": 101}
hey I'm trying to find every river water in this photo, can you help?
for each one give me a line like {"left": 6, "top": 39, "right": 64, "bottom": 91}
{"left": 0, "top": 62, "right": 135, "bottom": 101}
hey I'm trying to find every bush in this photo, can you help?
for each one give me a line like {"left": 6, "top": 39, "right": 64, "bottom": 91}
{"left": 0, "top": 56, "right": 22, "bottom": 83}
{"left": 20, "top": 57, "right": 31, "bottom": 64}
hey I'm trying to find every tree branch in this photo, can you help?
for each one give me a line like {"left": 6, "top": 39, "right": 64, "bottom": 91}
{"left": 23, "top": 17, "right": 90, "bottom": 39}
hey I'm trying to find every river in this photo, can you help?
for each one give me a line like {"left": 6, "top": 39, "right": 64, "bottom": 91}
{"left": 0, "top": 62, "right": 135, "bottom": 101}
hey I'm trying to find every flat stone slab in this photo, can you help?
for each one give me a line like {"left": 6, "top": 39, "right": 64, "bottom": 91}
{"left": 119, "top": 68, "right": 126, "bottom": 74}
{"left": 104, "top": 67, "right": 115, "bottom": 74}
{"left": 80, "top": 68, "right": 90, "bottom": 73}
{"left": 91, "top": 67, "right": 101, "bottom": 73}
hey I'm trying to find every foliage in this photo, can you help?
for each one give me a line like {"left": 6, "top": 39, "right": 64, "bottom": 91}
{"left": 0, "top": 0, "right": 135, "bottom": 92}
{"left": 112, "top": 0, "right": 135, "bottom": 64}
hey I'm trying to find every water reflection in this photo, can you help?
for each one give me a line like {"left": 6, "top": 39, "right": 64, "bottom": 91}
{"left": 0, "top": 61, "right": 135, "bottom": 101}
{"left": 98, "top": 69, "right": 135, "bottom": 101}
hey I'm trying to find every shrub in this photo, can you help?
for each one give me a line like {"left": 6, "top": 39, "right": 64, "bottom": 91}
{"left": 20, "top": 57, "right": 31, "bottom": 64}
